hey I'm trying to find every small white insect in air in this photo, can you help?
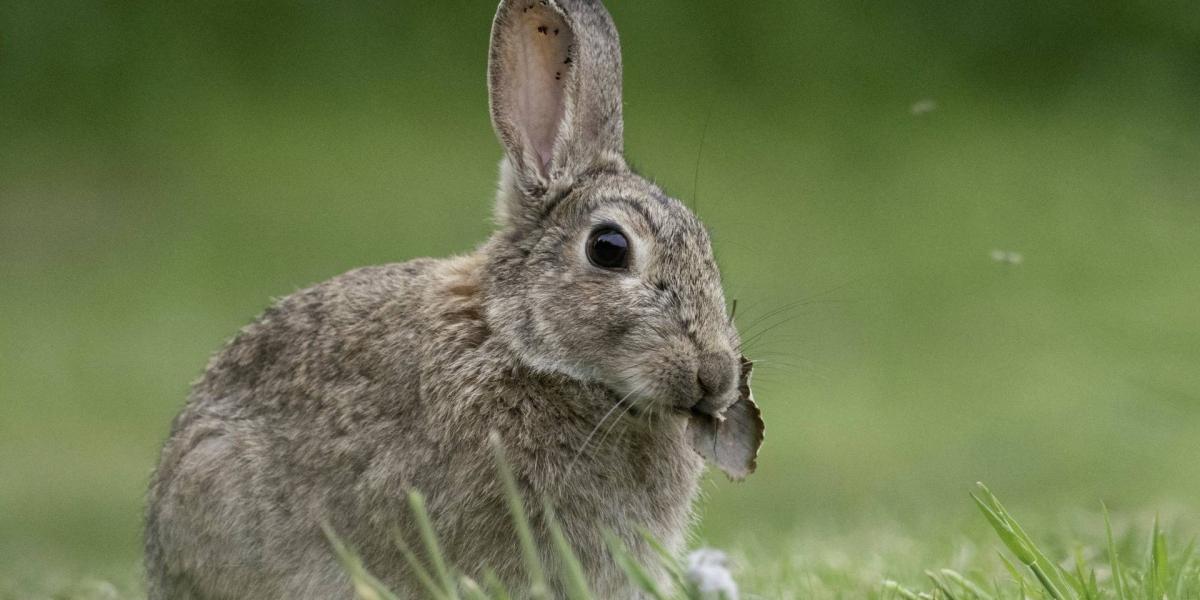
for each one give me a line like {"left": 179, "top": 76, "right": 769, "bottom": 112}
{"left": 910, "top": 98, "right": 938, "bottom": 116}
{"left": 686, "top": 549, "right": 739, "bottom": 600}
{"left": 990, "top": 249, "right": 1024, "bottom": 265}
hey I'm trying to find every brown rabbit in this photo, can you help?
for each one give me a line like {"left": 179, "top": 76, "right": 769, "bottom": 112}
{"left": 145, "top": 1, "right": 762, "bottom": 597}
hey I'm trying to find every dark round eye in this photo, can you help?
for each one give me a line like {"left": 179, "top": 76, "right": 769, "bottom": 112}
{"left": 586, "top": 227, "right": 630, "bottom": 270}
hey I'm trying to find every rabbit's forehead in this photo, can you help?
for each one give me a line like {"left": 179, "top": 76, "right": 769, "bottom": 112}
{"left": 571, "top": 180, "right": 709, "bottom": 246}
{"left": 587, "top": 197, "right": 682, "bottom": 238}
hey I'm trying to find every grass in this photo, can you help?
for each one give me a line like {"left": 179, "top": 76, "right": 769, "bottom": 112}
{"left": 3, "top": 483, "right": 1197, "bottom": 599}
{"left": 331, "top": 485, "right": 1198, "bottom": 600}
{"left": 312, "top": 448, "right": 1200, "bottom": 600}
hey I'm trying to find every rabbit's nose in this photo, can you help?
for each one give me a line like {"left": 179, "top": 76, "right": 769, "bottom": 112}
{"left": 693, "top": 351, "right": 737, "bottom": 415}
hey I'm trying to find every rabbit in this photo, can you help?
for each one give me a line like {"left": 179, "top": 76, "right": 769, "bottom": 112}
{"left": 144, "top": 0, "right": 762, "bottom": 598}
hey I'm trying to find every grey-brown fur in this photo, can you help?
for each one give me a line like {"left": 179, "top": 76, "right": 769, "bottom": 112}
{"left": 145, "top": 1, "right": 742, "bottom": 598}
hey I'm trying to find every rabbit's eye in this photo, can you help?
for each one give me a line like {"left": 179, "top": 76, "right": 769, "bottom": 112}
{"left": 586, "top": 227, "right": 629, "bottom": 270}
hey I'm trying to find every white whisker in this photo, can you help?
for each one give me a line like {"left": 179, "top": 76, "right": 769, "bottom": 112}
{"left": 567, "top": 383, "right": 644, "bottom": 474}
{"left": 592, "top": 388, "right": 645, "bottom": 459}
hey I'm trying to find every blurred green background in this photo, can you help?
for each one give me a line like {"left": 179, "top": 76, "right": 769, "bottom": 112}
{"left": 2, "top": 0, "right": 1198, "bottom": 588}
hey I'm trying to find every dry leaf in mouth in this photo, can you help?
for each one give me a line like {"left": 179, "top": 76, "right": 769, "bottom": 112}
{"left": 686, "top": 356, "right": 764, "bottom": 481}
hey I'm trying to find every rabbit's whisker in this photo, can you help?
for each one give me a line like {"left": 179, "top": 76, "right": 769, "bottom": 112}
{"left": 591, "top": 386, "right": 650, "bottom": 460}
{"left": 735, "top": 297, "right": 820, "bottom": 334}
{"left": 735, "top": 312, "right": 812, "bottom": 353}
{"left": 567, "top": 383, "right": 644, "bottom": 474}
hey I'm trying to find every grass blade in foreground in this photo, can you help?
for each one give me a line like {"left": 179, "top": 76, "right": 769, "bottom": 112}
{"left": 640, "top": 527, "right": 691, "bottom": 594}
{"left": 1150, "top": 515, "right": 1169, "bottom": 599}
{"left": 939, "top": 569, "right": 994, "bottom": 600}
{"left": 460, "top": 577, "right": 490, "bottom": 600}
{"left": 483, "top": 569, "right": 513, "bottom": 600}
{"left": 604, "top": 531, "right": 667, "bottom": 600}
{"left": 490, "top": 433, "right": 550, "bottom": 600}
{"left": 1174, "top": 538, "right": 1197, "bottom": 600}
{"left": 1102, "top": 503, "right": 1128, "bottom": 600}
{"left": 391, "top": 525, "right": 450, "bottom": 599}
{"left": 972, "top": 483, "right": 1073, "bottom": 599}
{"left": 321, "top": 523, "right": 402, "bottom": 600}
{"left": 408, "top": 491, "right": 460, "bottom": 600}
{"left": 543, "top": 501, "right": 593, "bottom": 600}
{"left": 881, "top": 579, "right": 929, "bottom": 600}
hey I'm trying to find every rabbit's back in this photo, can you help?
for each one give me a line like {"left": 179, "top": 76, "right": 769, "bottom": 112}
{"left": 146, "top": 255, "right": 503, "bottom": 598}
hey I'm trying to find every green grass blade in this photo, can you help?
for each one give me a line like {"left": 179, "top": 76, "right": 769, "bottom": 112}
{"left": 638, "top": 528, "right": 690, "bottom": 594}
{"left": 483, "top": 569, "right": 512, "bottom": 600}
{"left": 882, "top": 579, "right": 924, "bottom": 600}
{"left": 460, "top": 577, "right": 490, "bottom": 600}
{"left": 604, "top": 531, "right": 666, "bottom": 600}
{"left": 408, "top": 491, "right": 459, "bottom": 600}
{"left": 1005, "top": 522, "right": 1072, "bottom": 596}
{"left": 971, "top": 492, "right": 1035, "bottom": 565}
{"left": 1028, "top": 563, "right": 1065, "bottom": 600}
{"left": 939, "top": 569, "right": 994, "bottom": 600}
{"left": 1151, "top": 515, "right": 1169, "bottom": 599}
{"left": 1173, "top": 537, "right": 1197, "bottom": 600}
{"left": 1069, "top": 546, "right": 1095, "bottom": 600}
{"left": 1101, "top": 503, "right": 1128, "bottom": 600}
{"left": 392, "top": 527, "right": 451, "bottom": 600}
{"left": 542, "top": 500, "right": 593, "bottom": 600}
{"left": 490, "top": 433, "right": 550, "bottom": 599}
{"left": 997, "top": 552, "right": 1027, "bottom": 585}
{"left": 973, "top": 484, "right": 1072, "bottom": 600}
{"left": 321, "top": 523, "right": 404, "bottom": 600}
{"left": 924, "top": 570, "right": 959, "bottom": 600}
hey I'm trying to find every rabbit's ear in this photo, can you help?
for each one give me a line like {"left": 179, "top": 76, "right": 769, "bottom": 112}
{"left": 489, "top": 0, "right": 624, "bottom": 199}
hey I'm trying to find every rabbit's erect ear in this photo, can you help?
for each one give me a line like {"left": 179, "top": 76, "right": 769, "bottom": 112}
{"left": 489, "top": 0, "right": 624, "bottom": 198}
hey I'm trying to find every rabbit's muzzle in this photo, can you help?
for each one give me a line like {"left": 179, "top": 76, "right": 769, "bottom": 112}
{"left": 686, "top": 351, "right": 740, "bottom": 417}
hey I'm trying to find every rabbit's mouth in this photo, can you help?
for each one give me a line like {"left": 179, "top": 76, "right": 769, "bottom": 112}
{"left": 675, "top": 355, "right": 753, "bottom": 418}
{"left": 685, "top": 356, "right": 764, "bottom": 481}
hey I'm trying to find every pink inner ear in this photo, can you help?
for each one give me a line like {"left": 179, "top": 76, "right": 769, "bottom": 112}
{"left": 509, "top": 4, "right": 572, "bottom": 173}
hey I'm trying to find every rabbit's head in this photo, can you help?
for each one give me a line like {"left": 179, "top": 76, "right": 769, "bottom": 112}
{"left": 484, "top": 0, "right": 742, "bottom": 419}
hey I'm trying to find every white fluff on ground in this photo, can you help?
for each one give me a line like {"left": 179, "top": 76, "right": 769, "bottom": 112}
{"left": 686, "top": 549, "right": 739, "bottom": 600}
